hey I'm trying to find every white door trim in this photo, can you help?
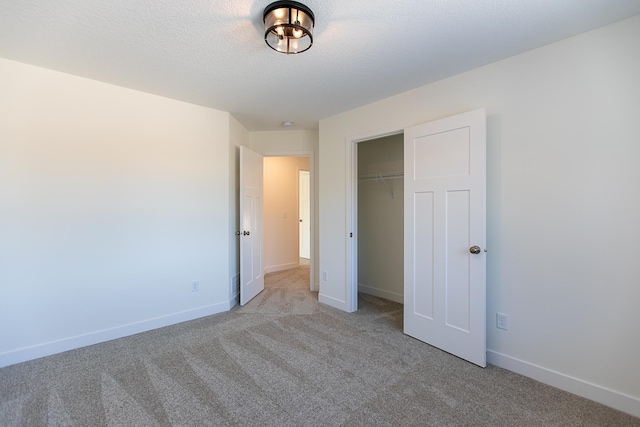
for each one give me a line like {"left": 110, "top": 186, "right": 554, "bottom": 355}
{"left": 262, "top": 150, "right": 316, "bottom": 292}
{"left": 345, "top": 126, "right": 405, "bottom": 312}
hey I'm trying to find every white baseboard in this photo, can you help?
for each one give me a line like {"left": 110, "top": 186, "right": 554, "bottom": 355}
{"left": 264, "top": 262, "right": 299, "bottom": 274}
{"left": 358, "top": 283, "right": 403, "bottom": 304}
{"left": 318, "top": 293, "right": 348, "bottom": 311}
{"left": 0, "top": 302, "right": 231, "bottom": 369}
{"left": 487, "top": 350, "right": 640, "bottom": 418}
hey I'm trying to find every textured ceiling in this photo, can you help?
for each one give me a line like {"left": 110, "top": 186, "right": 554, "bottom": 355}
{"left": 1, "top": 0, "right": 639, "bottom": 131}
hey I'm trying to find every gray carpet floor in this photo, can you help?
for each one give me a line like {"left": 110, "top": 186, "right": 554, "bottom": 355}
{"left": 1, "top": 264, "right": 638, "bottom": 426}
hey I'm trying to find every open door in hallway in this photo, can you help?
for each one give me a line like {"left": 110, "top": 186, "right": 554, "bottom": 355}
{"left": 299, "top": 170, "right": 311, "bottom": 260}
{"left": 240, "top": 146, "right": 264, "bottom": 306}
{"left": 404, "top": 109, "right": 487, "bottom": 367}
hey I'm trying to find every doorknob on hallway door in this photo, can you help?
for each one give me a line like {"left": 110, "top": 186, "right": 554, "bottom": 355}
{"left": 469, "top": 246, "right": 481, "bottom": 254}
{"left": 243, "top": 231, "right": 251, "bottom": 236}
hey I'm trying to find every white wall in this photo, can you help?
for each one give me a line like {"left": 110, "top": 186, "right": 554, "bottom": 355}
{"left": 263, "top": 156, "right": 310, "bottom": 273}
{"left": 249, "top": 130, "right": 318, "bottom": 154}
{"left": 250, "top": 130, "right": 319, "bottom": 288}
{"left": 357, "top": 135, "right": 404, "bottom": 302}
{"left": 319, "top": 16, "right": 640, "bottom": 416}
{"left": 0, "top": 58, "right": 233, "bottom": 367}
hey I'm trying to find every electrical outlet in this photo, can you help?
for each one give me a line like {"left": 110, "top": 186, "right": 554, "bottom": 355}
{"left": 322, "top": 271, "right": 328, "bottom": 281}
{"left": 496, "top": 312, "right": 509, "bottom": 330}
{"left": 192, "top": 281, "right": 200, "bottom": 292}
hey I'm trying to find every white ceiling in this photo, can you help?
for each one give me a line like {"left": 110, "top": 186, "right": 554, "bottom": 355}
{"left": 1, "top": 0, "right": 639, "bottom": 131}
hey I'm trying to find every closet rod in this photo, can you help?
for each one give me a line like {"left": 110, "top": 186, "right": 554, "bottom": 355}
{"left": 358, "top": 171, "right": 404, "bottom": 181}
{"left": 358, "top": 171, "right": 404, "bottom": 198}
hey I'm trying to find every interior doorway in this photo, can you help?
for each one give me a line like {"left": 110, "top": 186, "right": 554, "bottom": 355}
{"left": 263, "top": 152, "right": 315, "bottom": 292}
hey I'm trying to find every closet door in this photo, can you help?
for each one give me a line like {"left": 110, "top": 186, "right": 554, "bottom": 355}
{"left": 404, "top": 109, "right": 486, "bottom": 367}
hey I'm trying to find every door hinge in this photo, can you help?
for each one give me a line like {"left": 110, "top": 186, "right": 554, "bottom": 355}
{"left": 350, "top": 232, "right": 353, "bottom": 238}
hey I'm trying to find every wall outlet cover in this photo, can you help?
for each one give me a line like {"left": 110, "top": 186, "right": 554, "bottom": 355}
{"left": 496, "top": 312, "right": 509, "bottom": 330}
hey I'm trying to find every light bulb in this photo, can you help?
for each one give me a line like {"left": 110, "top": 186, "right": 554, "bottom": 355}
{"left": 275, "top": 21, "right": 284, "bottom": 37}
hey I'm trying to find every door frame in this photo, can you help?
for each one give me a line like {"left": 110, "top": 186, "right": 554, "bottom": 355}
{"left": 345, "top": 126, "right": 405, "bottom": 312}
{"left": 263, "top": 150, "right": 316, "bottom": 292}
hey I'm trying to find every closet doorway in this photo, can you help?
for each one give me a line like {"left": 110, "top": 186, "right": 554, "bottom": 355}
{"left": 356, "top": 135, "right": 404, "bottom": 304}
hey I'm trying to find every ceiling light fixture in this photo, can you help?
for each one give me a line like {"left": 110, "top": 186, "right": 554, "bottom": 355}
{"left": 263, "top": 1, "right": 315, "bottom": 54}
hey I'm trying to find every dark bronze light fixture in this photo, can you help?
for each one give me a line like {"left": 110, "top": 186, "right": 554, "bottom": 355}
{"left": 263, "top": 1, "right": 315, "bottom": 54}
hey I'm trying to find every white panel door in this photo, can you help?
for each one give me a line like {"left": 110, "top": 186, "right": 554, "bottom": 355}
{"left": 240, "top": 146, "right": 264, "bottom": 306}
{"left": 404, "top": 109, "right": 486, "bottom": 367}
{"left": 299, "top": 170, "right": 311, "bottom": 259}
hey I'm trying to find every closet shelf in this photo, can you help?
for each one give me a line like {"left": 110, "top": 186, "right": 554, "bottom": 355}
{"left": 358, "top": 171, "right": 404, "bottom": 198}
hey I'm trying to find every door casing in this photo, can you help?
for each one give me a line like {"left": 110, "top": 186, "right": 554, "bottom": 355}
{"left": 346, "top": 126, "right": 405, "bottom": 312}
